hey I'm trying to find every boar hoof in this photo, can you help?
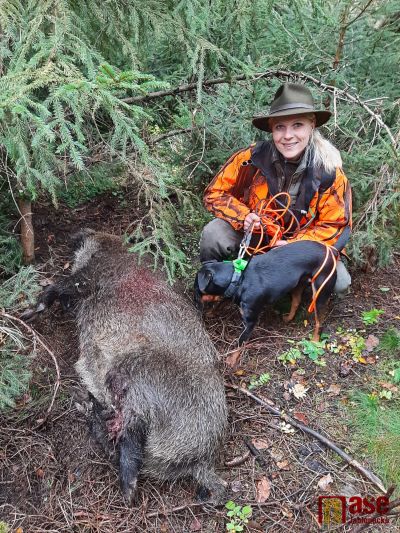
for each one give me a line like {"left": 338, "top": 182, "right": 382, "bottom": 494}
{"left": 121, "top": 476, "right": 138, "bottom": 506}
{"left": 195, "top": 476, "right": 227, "bottom": 505}
{"left": 196, "top": 485, "right": 211, "bottom": 502}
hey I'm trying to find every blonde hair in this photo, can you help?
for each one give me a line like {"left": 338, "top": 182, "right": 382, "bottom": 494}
{"left": 309, "top": 129, "right": 342, "bottom": 173}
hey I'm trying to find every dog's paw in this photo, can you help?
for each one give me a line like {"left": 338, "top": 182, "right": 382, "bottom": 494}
{"left": 283, "top": 313, "right": 294, "bottom": 323}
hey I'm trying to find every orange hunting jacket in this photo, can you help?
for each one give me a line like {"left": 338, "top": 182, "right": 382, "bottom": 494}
{"left": 204, "top": 141, "right": 352, "bottom": 250}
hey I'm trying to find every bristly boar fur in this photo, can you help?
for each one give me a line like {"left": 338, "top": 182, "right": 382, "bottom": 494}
{"left": 36, "top": 229, "right": 228, "bottom": 503}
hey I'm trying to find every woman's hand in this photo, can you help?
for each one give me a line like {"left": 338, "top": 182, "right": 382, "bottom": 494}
{"left": 274, "top": 240, "right": 288, "bottom": 246}
{"left": 244, "top": 212, "right": 261, "bottom": 231}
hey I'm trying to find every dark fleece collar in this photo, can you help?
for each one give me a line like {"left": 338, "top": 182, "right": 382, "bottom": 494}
{"left": 250, "top": 140, "right": 322, "bottom": 218}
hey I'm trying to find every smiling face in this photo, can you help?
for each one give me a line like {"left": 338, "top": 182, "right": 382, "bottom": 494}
{"left": 270, "top": 114, "right": 315, "bottom": 161}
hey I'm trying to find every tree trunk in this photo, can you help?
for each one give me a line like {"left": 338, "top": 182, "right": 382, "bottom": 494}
{"left": 17, "top": 198, "right": 35, "bottom": 264}
{"left": 333, "top": 3, "right": 351, "bottom": 71}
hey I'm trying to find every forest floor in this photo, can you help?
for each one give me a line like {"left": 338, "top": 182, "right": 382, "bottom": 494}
{"left": 1, "top": 190, "right": 399, "bottom": 533}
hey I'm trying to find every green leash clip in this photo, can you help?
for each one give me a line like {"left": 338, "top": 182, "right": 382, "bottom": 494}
{"left": 222, "top": 257, "right": 248, "bottom": 297}
{"left": 232, "top": 258, "right": 248, "bottom": 273}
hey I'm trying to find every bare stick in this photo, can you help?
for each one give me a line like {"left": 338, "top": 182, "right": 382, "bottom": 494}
{"left": 226, "top": 383, "right": 386, "bottom": 493}
{"left": 225, "top": 449, "right": 251, "bottom": 467}
{"left": 345, "top": 0, "right": 376, "bottom": 29}
{"left": 0, "top": 311, "right": 61, "bottom": 426}
{"left": 151, "top": 127, "right": 194, "bottom": 144}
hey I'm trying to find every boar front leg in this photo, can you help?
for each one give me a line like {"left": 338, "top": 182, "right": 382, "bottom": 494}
{"left": 194, "top": 466, "right": 227, "bottom": 504}
{"left": 119, "top": 418, "right": 147, "bottom": 504}
{"left": 21, "top": 280, "right": 76, "bottom": 321}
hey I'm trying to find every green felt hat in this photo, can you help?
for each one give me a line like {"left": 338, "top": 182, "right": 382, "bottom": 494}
{"left": 252, "top": 83, "right": 332, "bottom": 132}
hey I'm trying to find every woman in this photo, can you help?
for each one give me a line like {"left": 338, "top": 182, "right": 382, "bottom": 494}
{"left": 200, "top": 82, "right": 352, "bottom": 294}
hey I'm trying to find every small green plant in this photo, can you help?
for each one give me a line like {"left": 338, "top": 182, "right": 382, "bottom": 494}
{"left": 248, "top": 372, "right": 271, "bottom": 390}
{"left": 0, "top": 267, "right": 40, "bottom": 411}
{"left": 225, "top": 501, "right": 252, "bottom": 532}
{"left": 336, "top": 327, "right": 366, "bottom": 361}
{"left": 0, "top": 521, "right": 9, "bottom": 533}
{"left": 278, "top": 338, "right": 327, "bottom": 366}
{"left": 392, "top": 368, "right": 400, "bottom": 385}
{"left": 379, "top": 390, "right": 393, "bottom": 401}
{"left": 348, "top": 333, "right": 366, "bottom": 361}
{"left": 278, "top": 347, "right": 303, "bottom": 365}
{"left": 0, "top": 234, "right": 22, "bottom": 275}
{"left": 299, "top": 339, "right": 326, "bottom": 366}
{"left": 361, "top": 308, "right": 384, "bottom": 326}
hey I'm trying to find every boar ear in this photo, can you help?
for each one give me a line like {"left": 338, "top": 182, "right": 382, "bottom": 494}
{"left": 71, "top": 228, "right": 95, "bottom": 249}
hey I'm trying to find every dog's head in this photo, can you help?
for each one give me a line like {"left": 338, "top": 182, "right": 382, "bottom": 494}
{"left": 194, "top": 261, "right": 235, "bottom": 308}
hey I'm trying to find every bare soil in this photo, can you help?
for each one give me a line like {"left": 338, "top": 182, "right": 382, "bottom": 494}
{"left": 1, "top": 193, "right": 399, "bottom": 532}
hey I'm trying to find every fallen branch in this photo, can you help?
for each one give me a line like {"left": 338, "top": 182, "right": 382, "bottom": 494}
{"left": 226, "top": 383, "right": 386, "bottom": 493}
{"left": 224, "top": 449, "right": 251, "bottom": 467}
{"left": 0, "top": 311, "right": 60, "bottom": 427}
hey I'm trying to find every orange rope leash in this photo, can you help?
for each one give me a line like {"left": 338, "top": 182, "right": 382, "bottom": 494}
{"left": 240, "top": 193, "right": 338, "bottom": 316}
{"left": 243, "top": 192, "right": 294, "bottom": 255}
{"left": 308, "top": 245, "right": 338, "bottom": 313}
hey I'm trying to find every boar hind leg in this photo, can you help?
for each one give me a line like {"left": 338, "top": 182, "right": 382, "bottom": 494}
{"left": 88, "top": 393, "right": 116, "bottom": 460}
{"left": 119, "top": 418, "right": 147, "bottom": 505}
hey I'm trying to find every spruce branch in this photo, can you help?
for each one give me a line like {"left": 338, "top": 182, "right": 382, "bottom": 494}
{"left": 123, "top": 69, "right": 398, "bottom": 149}
{"left": 0, "top": 311, "right": 60, "bottom": 426}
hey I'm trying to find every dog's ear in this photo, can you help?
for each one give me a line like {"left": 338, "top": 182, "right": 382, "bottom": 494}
{"left": 193, "top": 274, "right": 204, "bottom": 311}
{"left": 196, "top": 269, "right": 213, "bottom": 293}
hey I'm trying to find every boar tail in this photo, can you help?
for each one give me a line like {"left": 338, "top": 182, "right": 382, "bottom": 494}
{"left": 119, "top": 417, "right": 147, "bottom": 504}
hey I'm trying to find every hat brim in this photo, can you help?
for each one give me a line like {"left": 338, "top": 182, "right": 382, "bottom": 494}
{"left": 252, "top": 109, "right": 332, "bottom": 132}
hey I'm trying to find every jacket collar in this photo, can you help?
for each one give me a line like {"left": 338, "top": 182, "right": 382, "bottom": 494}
{"left": 250, "top": 140, "right": 322, "bottom": 216}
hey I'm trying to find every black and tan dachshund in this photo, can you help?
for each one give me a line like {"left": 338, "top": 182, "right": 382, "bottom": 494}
{"left": 195, "top": 240, "right": 337, "bottom": 348}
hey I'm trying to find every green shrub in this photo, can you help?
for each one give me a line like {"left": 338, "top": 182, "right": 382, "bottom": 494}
{"left": 58, "top": 162, "right": 127, "bottom": 208}
{"left": 0, "top": 267, "right": 40, "bottom": 411}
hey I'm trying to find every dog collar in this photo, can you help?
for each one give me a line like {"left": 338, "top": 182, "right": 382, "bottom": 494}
{"left": 223, "top": 258, "right": 248, "bottom": 298}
